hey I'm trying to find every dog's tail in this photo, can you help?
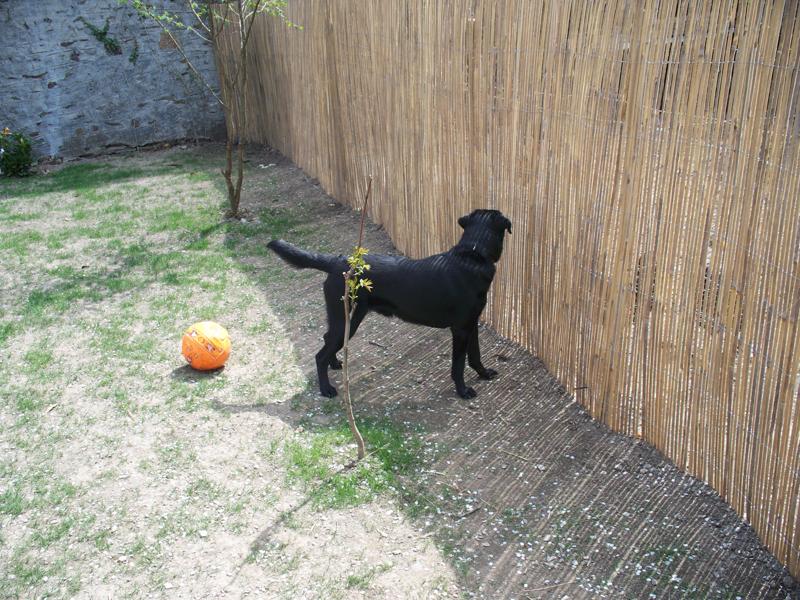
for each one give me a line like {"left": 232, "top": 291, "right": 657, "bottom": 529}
{"left": 267, "top": 240, "right": 343, "bottom": 273}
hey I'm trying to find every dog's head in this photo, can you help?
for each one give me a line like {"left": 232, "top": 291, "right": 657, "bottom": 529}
{"left": 457, "top": 209, "right": 512, "bottom": 262}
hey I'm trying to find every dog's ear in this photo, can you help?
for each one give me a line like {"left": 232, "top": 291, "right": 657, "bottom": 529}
{"left": 458, "top": 214, "right": 472, "bottom": 229}
{"left": 504, "top": 218, "right": 512, "bottom": 235}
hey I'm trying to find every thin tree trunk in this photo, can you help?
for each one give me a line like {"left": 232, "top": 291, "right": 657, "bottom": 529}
{"left": 212, "top": 7, "right": 238, "bottom": 217}
{"left": 341, "top": 291, "right": 366, "bottom": 460}
{"left": 224, "top": 134, "right": 236, "bottom": 214}
{"left": 232, "top": 56, "right": 246, "bottom": 216}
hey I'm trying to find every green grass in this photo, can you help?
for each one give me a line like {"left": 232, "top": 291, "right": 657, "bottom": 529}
{"left": 283, "top": 419, "right": 423, "bottom": 509}
{"left": 0, "top": 163, "right": 160, "bottom": 198}
{"left": 0, "top": 150, "right": 461, "bottom": 598}
{"left": 0, "top": 231, "right": 45, "bottom": 257}
{"left": 0, "top": 211, "right": 43, "bottom": 223}
{"left": 149, "top": 205, "right": 221, "bottom": 236}
{"left": 92, "top": 321, "right": 159, "bottom": 362}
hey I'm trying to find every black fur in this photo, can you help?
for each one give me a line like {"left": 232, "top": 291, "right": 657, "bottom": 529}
{"left": 267, "top": 209, "right": 512, "bottom": 399}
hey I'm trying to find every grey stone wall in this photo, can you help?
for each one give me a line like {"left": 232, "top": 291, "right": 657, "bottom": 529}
{"left": 1, "top": 0, "right": 227, "bottom": 159}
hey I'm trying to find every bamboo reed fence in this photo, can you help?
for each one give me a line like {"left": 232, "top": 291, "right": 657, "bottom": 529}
{"left": 215, "top": 0, "right": 800, "bottom": 577}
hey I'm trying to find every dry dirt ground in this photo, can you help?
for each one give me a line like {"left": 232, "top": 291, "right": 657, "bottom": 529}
{"left": 0, "top": 143, "right": 798, "bottom": 600}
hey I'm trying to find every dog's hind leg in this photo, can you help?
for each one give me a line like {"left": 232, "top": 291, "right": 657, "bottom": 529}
{"left": 450, "top": 327, "right": 476, "bottom": 399}
{"left": 316, "top": 277, "right": 347, "bottom": 397}
{"left": 316, "top": 331, "right": 342, "bottom": 397}
{"left": 467, "top": 325, "right": 498, "bottom": 380}
{"left": 315, "top": 302, "right": 368, "bottom": 397}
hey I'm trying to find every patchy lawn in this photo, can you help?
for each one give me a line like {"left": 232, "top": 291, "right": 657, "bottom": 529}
{"left": 0, "top": 143, "right": 797, "bottom": 600}
{"left": 0, "top": 145, "right": 457, "bottom": 599}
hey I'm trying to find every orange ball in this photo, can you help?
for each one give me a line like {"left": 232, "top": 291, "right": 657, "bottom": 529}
{"left": 181, "top": 321, "right": 231, "bottom": 370}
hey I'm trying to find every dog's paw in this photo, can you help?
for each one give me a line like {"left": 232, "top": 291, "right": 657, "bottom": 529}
{"left": 320, "top": 384, "right": 338, "bottom": 398}
{"left": 479, "top": 368, "right": 498, "bottom": 380}
{"left": 458, "top": 386, "right": 477, "bottom": 399}
{"left": 329, "top": 356, "right": 342, "bottom": 370}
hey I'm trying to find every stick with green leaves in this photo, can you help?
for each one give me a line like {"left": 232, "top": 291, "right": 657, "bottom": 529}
{"left": 341, "top": 177, "right": 373, "bottom": 460}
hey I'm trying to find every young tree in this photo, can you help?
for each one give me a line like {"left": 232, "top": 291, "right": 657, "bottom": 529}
{"left": 126, "top": 1, "right": 297, "bottom": 217}
{"left": 341, "top": 178, "right": 373, "bottom": 460}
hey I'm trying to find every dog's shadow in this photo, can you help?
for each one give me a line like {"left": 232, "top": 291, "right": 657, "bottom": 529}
{"left": 210, "top": 395, "right": 300, "bottom": 423}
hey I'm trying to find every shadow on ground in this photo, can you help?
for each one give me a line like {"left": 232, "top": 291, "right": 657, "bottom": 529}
{"left": 215, "top": 148, "right": 799, "bottom": 600}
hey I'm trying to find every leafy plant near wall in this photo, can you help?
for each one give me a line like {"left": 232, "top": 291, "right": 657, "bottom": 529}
{"left": 0, "top": 128, "right": 33, "bottom": 177}
{"left": 79, "top": 17, "right": 123, "bottom": 55}
{"left": 123, "top": 1, "right": 301, "bottom": 218}
{"left": 129, "top": 38, "right": 139, "bottom": 64}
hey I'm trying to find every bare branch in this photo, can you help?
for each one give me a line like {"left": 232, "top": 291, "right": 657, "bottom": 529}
{"left": 185, "top": 25, "right": 212, "bottom": 44}
{"left": 155, "top": 19, "right": 224, "bottom": 106}
{"left": 188, "top": 2, "right": 211, "bottom": 33}
{"left": 242, "top": 0, "right": 264, "bottom": 47}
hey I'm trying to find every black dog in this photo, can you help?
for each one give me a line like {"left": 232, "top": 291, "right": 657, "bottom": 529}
{"left": 267, "top": 209, "right": 511, "bottom": 399}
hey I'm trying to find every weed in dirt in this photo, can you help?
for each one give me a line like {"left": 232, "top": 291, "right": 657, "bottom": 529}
{"left": 157, "top": 439, "right": 198, "bottom": 473}
{"left": 186, "top": 477, "right": 225, "bottom": 501}
{"left": 259, "top": 435, "right": 284, "bottom": 459}
{"left": 246, "top": 318, "right": 275, "bottom": 336}
{"left": 0, "top": 486, "right": 25, "bottom": 516}
{"left": 92, "top": 320, "right": 160, "bottom": 363}
{"left": 320, "top": 398, "right": 340, "bottom": 415}
{"left": 92, "top": 529, "right": 112, "bottom": 551}
{"left": 127, "top": 536, "right": 161, "bottom": 568}
{"left": 0, "top": 322, "right": 14, "bottom": 343}
{"left": 91, "top": 217, "right": 138, "bottom": 239}
{"left": 23, "top": 346, "right": 54, "bottom": 372}
{"left": 105, "top": 387, "right": 135, "bottom": 416}
{"left": 168, "top": 374, "right": 227, "bottom": 412}
{"left": 155, "top": 504, "right": 215, "bottom": 540}
{"left": 44, "top": 229, "right": 74, "bottom": 251}
{"left": 11, "top": 387, "right": 46, "bottom": 413}
{"left": 345, "top": 562, "right": 392, "bottom": 589}
{"left": 32, "top": 516, "right": 76, "bottom": 548}
{"left": 5, "top": 552, "right": 47, "bottom": 590}
{"left": 71, "top": 207, "right": 91, "bottom": 221}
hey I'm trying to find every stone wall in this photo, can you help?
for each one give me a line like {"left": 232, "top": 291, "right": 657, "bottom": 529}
{"left": 1, "top": 0, "right": 226, "bottom": 159}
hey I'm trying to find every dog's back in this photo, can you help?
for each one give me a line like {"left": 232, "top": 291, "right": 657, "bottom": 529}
{"left": 362, "top": 251, "right": 494, "bottom": 328}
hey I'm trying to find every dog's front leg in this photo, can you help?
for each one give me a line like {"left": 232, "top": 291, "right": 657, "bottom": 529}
{"left": 467, "top": 325, "right": 498, "bottom": 380}
{"left": 450, "top": 328, "right": 476, "bottom": 399}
